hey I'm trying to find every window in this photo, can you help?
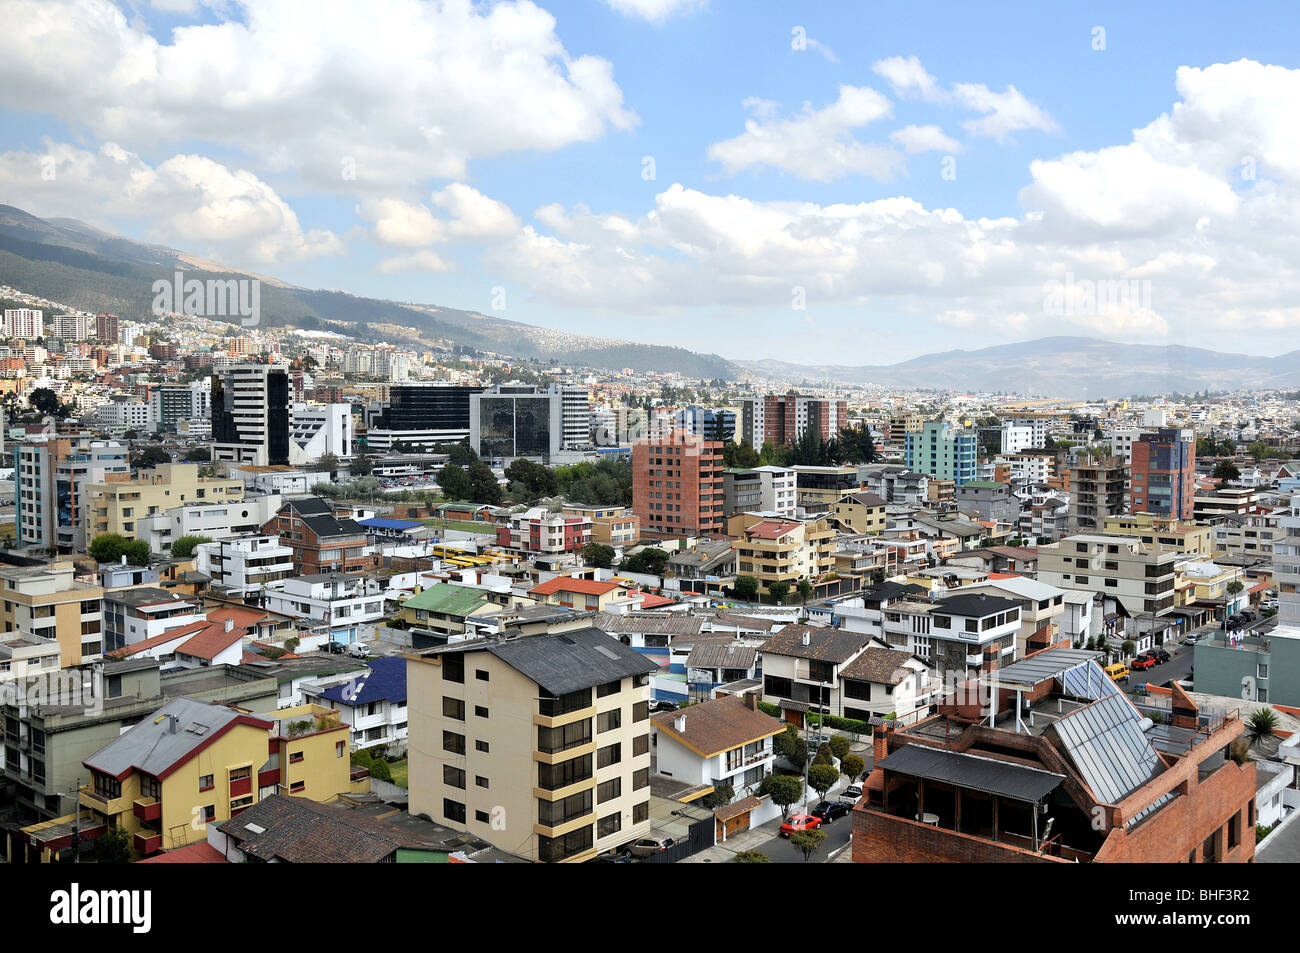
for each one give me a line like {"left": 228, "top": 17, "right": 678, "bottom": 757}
{"left": 633, "top": 801, "right": 650, "bottom": 824}
{"left": 598, "top": 743, "right": 621, "bottom": 769}
{"left": 202, "top": 804, "right": 215, "bottom": 823}
{"left": 597, "top": 679, "right": 621, "bottom": 698}
{"left": 199, "top": 774, "right": 214, "bottom": 792}
{"left": 476, "top": 775, "right": 489, "bottom": 789}
{"left": 633, "top": 733, "right": 649, "bottom": 757}
{"left": 139, "top": 775, "right": 160, "bottom": 800}
{"left": 443, "top": 765, "right": 466, "bottom": 789}
{"left": 475, "top": 810, "right": 490, "bottom": 824}
{"left": 1228, "top": 813, "right": 1240, "bottom": 849}
{"left": 538, "top": 789, "right": 593, "bottom": 827}
{"left": 336, "top": 741, "right": 345, "bottom": 758}
{"left": 597, "top": 709, "right": 621, "bottom": 733}
{"left": 443, "top": 731, "right": 466, "bottom": 755}
{"left": 537, "top": 825, "right": 593, "bottom": 863}
{"left": 632, "top": 700, "right": 649, "bottom": 722}
{"left": 538, "top": 719, "right": 591, "bottom": 754}
{"left": 539, "top": 688, "right": 591, "bottom": 717}
{"left": 597, "top": 777, "right": 622, "bottom": 803}
{"left": 93, "top": 772, "right": 121, "bottom": 800}
{"left": 475, "top": 669, "right": 489, "bottom": 681}
{"left": 289, "top": 780, "right": 306, "bottom": 793}
{"left": 538, "top": 754, "right": 592, "bottom": 791}
{"left": 474, "top": 705, "right": 489, "bottom": 719}
{"left": 443, "top": 655, "right": 465, "bottom": 683}
{"left": 442, "top": 697, "right": 465, "bottom": 721}
{"left": 475, "top": 739, "right": 490, "bottom": 753}
{"left": 633, "top": 767, "right": 650, "bottom": 790}
{"left": 289, "top": 751, "right": 304, "bottom": 763}
{"left": 444, "top": 799, "right": 467, "bottom": 824}
{"left": 598, "top": 812, "right": 622, "bottom": 838}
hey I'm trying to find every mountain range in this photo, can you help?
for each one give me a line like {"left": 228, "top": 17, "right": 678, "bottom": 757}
{"left": 2, "top": 204, "right": 1298, "bottom": 398}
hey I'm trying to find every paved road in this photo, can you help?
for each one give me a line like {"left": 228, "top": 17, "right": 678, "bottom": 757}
{"left": 748, "top": 804, "right": 854, "bottom": 863}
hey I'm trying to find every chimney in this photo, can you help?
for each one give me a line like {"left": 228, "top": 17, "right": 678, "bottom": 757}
{"left": 802, "top": 631, "right": 811, "bottom": 646}
{"left": 120, "top": 555, "right": 127, "bottom": 566}
{"left": 745, "top": 691, "right": 758, "bottom": 712}
{"left": 674, "top": 714, "right": 687, "bottom": 733}
{"left": 225, "top": 618, "right": 234, "bottom": 633}
{"left": 167, "top": 714, "right": 178, "bottom": 734}
{"left": 873, "top": 719, "right": 891, "bottom": 765}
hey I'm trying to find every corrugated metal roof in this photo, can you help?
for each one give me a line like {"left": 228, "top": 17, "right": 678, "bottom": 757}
{"left": 878, "top": 744, "right": 1065, "bottom": 802}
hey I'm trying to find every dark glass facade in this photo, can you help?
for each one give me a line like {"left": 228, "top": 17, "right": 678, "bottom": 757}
{"left": 374, "top": 384, "right": 482, "bottom": 431}
{"left": 478, "top": 395, "right": 553, "bottom": 458}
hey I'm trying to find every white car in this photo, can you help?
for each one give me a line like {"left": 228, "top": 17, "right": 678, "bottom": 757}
{"left": 347, "top": 642, "right": 372, "bottom": 659}
{"left": 839, "top": 784, "right": 863, "bottom": 805}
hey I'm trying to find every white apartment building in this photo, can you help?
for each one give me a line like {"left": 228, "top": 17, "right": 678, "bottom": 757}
{"left": 3, "top": 309, "right": 43, "bottom": 339}
{"left": 1274, "top": 495, "right": 1300, "bottom": 627}
{"left": 1000, "top": 423, "right": 1035, "bottom": 454}
{"left": 1037, "top": 534, "right": 1180, "bottom": 620}
{"left": 47, "top": 312, "right": 91, "bottom": 341}
{"left": 305, "top": 657, "right": 409, "bottom": 754}
{"left": 135, "top": 492, "right": 283, "bottom": 554}
{"left": 290, "top": 403, "right": 352, "bottom": 460}
{"left": 96, "top": 399, "right": 151, "bottom": 430}
{"left": 195, "top": 534, "right": 295, "bottom": 597}
{"left": 560, "top": 385, "right": 591, "bottom": 449}
{"left": 262, "top": 574, "right": 386, "bottom": 644}
{"left": 0, "top": 632, "right": 61, "bottom": 682}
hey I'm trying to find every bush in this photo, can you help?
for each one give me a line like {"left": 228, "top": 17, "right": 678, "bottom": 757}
{"left": 757, "top": 701, "right": 783, "bottom": 718}
{"left": 806, "top": 712, "right": 873, "bottom": 736}
{"left": 368, "top": 759, "right": 393, "bottom": 782}
{"left": 350, "top": 749, "right": 374, "bottom": 768}
{"left": 841, "top": 754, "right": 866, "bottom": 783}
{"left": 828, "top": 735, "right": 851, "bottom": 760}
{"left": 733, "top": 851, "right": 770, "bottom": 863}
{"left": 808, "top": 763, "right": 839, "bottom": 798}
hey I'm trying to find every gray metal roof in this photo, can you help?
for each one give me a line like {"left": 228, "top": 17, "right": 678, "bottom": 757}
{"left": 83, "top": 697, "right": 248, "bottom": 779}
{"left": 1049, "top": 693, "right": 1163, "bottom": 804}
{"left": 879, "top": 744, "right": 1065, "bottom": 803}
{"left": 988, "top": 648, "right": 1102, "bottom": 688}
{"left": 428, "top": 627, "right": 657, "bottom": 696}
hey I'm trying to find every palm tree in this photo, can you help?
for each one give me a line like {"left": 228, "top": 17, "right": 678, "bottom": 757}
{"left": 1246, "top": 708, "right": 1280, "bottom": 745}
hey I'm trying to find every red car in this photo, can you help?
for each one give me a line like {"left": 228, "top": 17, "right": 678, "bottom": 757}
{"left": 1131, "top": 655, "right": 1157, "bottom": 671}
{"left": 780, "top": 813, "right": 823, "bottom": 837}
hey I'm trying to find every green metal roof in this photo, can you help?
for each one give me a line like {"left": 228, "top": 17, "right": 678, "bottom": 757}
{"left": 401, "top": 583, "right": 490, "bottom": 617}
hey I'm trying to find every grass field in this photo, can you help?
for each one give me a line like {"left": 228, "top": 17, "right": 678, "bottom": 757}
{"left": 388, "top": 760, "right": 408, "bottom": 788}
{"left": 419, "top": 518, "right": 496, "bottom": 535}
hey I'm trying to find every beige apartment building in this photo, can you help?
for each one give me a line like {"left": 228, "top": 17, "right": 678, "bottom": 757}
{"left": 731, "top": 515, "right": 836, "bottom": 597}
{"left": 1037, "top": 534, "right": 1180, "bottom": 620}
{"left": 84, "top": 463, "right": 244, "bottom": 546}
{"left": 406, "top": 628, "right": 657, "bottom": 863}
{"left": 1101, "top": 513, "right": 1215, "bottom": 557}
{"left": 830, "top": 492, "right": 888, "bottom": 535}
{"left": 0, "top": 561, "right": 104, "bottom": 667}
{"left": 562, "top": 504, "right": 640, "bottom": 547}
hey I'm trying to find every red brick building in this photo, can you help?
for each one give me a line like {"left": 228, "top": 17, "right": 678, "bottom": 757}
{"left": 262, "top": 497, "right": 374, "bottom": 575}
{"left": 632, "top": 432, "right": 724, "bottom": 538}
{"left": 852, "top": 648, "right": 1256, "bottom": 863}
{"left": 1131, "top": 427, "right": 1196, "bottom": 520}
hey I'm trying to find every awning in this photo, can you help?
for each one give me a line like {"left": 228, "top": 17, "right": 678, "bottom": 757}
{"left": 878, "top": 744, "right": 1065, "bottom": 803}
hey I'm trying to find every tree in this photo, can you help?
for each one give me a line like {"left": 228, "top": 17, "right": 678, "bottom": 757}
{"left": 700, "top": 784, "right": 735, "bottom": 810}
{"left": 89, "top": 533, "right": 150, "bottom": 566}
{"left": 789, "top": 827, "right": 827, "bottom": 863}
{"left": 768, "top": 580, "right": 790, "bottom": 604}
{"left": 583, "top": 542, "right": 615, "bottom": 569}
{"left": 1246, "top": 708, "right": 1280, "bottom": 745}
{"left": 836, "top": 423, "right": 878, "bottom": 464}
{"left": 733, "top": 575, "right": 759, "bottom": 602}
{"left": 1248, "top": 441, "right": 1269, "bottom": 463}
{"left": 1122, "top": 639, "right": 1137, "bottom": 658}
{"left": 505, "top": 458, "right": 557, "bottom": 501}
{"left": 369, "top": 759, "right": 393, "bottom": 782}
{"left": 435, "top": 441, "right": 478, "bottom": 467}
{"left": 352, "top": 450, "right": 374, "bottom": 477}
{"left": 317, "top": 451, "right": 341, "bottom": 480}
{"left": 27, "top": 387, "right": 59, "bottom": 417}
{"left": 828, "top": 735, "right": 851, "bottom": 761}
{"left": 733, "top": 851, "right": 770, "bottom": 863}
{"left": 623, "top": 547, "right": 670, "bottom": 576}
{"left": 437, "top": 464, "right": 471, "bottom": 500}
{"left": 763, "top": 773, "right": 804, "bottom": 820}
{"left": 796, "top": 579, "right": 813, "bottom": 606}
{"left": 773, "top": 724, "right": 806, "bottom": 769}
{"left": 467, "top": 460, "right": 502, "bottom": 505}
{"left": 170, "top": 535, "right": 212, "bottom": 559}
{"left": 1212, "top": 460, "right": 1241, "bottom": 482}
{"left": 722, "top": 441, "right": 760, "bottom": 470}
{"left": 841, "top": 754, "right": 866, "bottom": 785}
{"left": 808, "top": 764, "right": 839, "bottom": 799}
{"left": 184, "top": 447, "right": 210, "bottom": 462}
{"left": 93, "top": 826, "right": 133, "bottom": 863}
{"left": 1227, "top": 580, "right": 1244, "bottom": 597}
{"left": 132, "top": 446, "right": 172, "bottom": 469}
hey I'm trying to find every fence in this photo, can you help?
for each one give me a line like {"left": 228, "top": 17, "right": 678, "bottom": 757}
{"left": 640, "top": 817, "right": 715, "bottom": 864}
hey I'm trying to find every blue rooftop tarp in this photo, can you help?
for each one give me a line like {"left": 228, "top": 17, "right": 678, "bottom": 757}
{"left": 358, "top": 517, "right": 424, "bottom": 531}
{"left": 319, "top": 657, "right": 407, "bottom": 705}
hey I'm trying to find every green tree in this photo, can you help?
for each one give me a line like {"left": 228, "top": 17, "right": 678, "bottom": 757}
{"left": 836, "top": 423, "right": 878, "bottom": 464}
{"left": 583, "top": 542, "right": 615, "bottom": 569}
{"left": 435, "top": 441, "right": 478, "bottom": 467}
{"left": 841, "top": 754, "right": 866, "bottom": 785}
{"left": 1212, "top": 460, "right": 1240, "bottom": 482}
{"left": 773, "top": 725, "right": 807, "bottom": 769}
{"left": 1248, "top": 441, "right": 1269, "bottom": 463}
{"left": 1246, "top": 708, "right": 1280, "bottom": 745}
{"left": 170, "top": 535, "right": 212, "bottom": 559}
{"left": 184, "top": 447, "right": 210, "bottom": 462}
{"left": 808, "top": 763, "right": 839, "bottom": 799}
{"left": 467, "top": 460, "right": 502, "bottom": 505}
{"left": 317, "top": 451, "right": 341, "bottom": 480}
{"left": 1122, "top": 639, "right": 1137, "bottom": 658}
{"left": 352, "top": 450, "right": 374, "bottom": 476}
{"left": 89, "top": 533, "right": 150, "bottom": 566}
{"left": 623, "top": 547, "right": 670, "bottom": 576}
{"left": 828, "top": 735, "right": 851, "bottom": 760}
{"left": 505, "top": 458, "right": 557, "bottom": 501}
{"left": 27, "top": 387, "right": 60, "bottom": 417}
{"left": 133, "top": 446, "right": 172, "bottom": 469}
{"left": 733, "top": 575, "right": 759, "bottom": 602}
{"left": 369, "top": 758, "right": 393, "bottom": 782}
{"left": 733, "top": 851, "right": 770, "bottom": 863}
{"left": 796, "top": 579, "right": 813, "bottom": 606}
{"left": 93, "top": 826, "right": 133, "bottom": 863}
{"left": 437, "top": 464, "right": 471, "bottom": 500}
{"left": 1227, "top": 580, "right": 1244, "bottom": 597}
{"left": 350, "top": 748, "right": 374, "bottom": 769}
{"left": 789, "top": 827, "right": 827, "bottom": 863}
{"left": 700, "top": 784, "right": 735, "bottom": 810}
{"left": 763, "top": 773, "right": 804, "bottom": 820}
{"left": 722, "top": 441, "right": 760, "bottom": 470}
{"left": 768, "top": 580, "right": 790, "bottom": 604}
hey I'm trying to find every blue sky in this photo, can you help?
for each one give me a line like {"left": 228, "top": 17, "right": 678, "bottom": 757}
{"left": 2, "top": 0, "right": 1299, "bottom": 365}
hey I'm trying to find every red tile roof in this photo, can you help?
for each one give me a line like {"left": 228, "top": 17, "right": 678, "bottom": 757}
{"left": 745, "top": 519, "right": 800, "bottom": 540}
{"left": 138, "top": 842, "right": 228, "bottom": 864}
{"left": 107, "top": 619, "right": 245, "bottom": 661}
{"left": 529, "top": 577, "right": 622, "bottom": 596}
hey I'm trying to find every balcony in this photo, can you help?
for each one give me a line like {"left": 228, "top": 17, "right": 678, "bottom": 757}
{"left": 132, "top": 796, "right": 161, "bottom": 822}
{"left": 133, "top": 831, "right": 162, "bottom": 855}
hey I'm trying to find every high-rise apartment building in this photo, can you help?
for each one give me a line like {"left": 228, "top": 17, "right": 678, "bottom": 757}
{"left": 560, "top": 385, "right": 591, "bottom": 449}
{"left": 632, "top": 431, "right": 724, "bottom": 537}
{"left": 740, "top": 393, "right": 847, "bottom": 450}
{"left": 14, "top": 437, "right": 130, "bottom": 553}
{"left": 95, "top": 312, "right": 120, "bottom": 343}
{"left": 150, "top": 382, "right": 210, "bottom": 433}
{"left": 47, "top": 312, "right": 90, "bottom": 341}
{"left": 1275, "top": 495, "right": 1300, "bottom": 628}
{"left": 211, "top": 364, "right": 291, "bottom": 466}
{"left": 1131, "top": 427, "right": 1196, "bottom": 519}
{"left": 1069, "top": 455, "right": 1128, "bottom": 531}
{"left": 406, "top": 628, "right": 657, "bottom": 863}
{"left": 674, "top": 406, "right": 736, "bottom": 444}
{"left": 905, "top": 420, "right": 978, "bottom": 487}
{"left": 3, "top": 309, "right": 43, "bottom": 339}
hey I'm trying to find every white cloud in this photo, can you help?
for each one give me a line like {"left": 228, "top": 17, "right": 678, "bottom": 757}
{"left": 872, "top": 54, "right": 1057, "bottom": 142}
{"left": 357, "top": 184, "right": 521, "bottom": 249}
{"left": 0, "top": 140, "right": 342, "bottom": 264}
{"left": 486, "top": 61, "right": 1300, "bottom": 344}
{"left": 805, "top": 38, "right": 838, "bottom": 64}
{"left": 375, "top": 250, "right": 455, "bottom": 274}
{"left": 890, "top": 124, "right": 962, "bottom": 155}
{"left": 707, "top": 86, "right": 901, "bottom": 182}
{"left": 0, "top": 0, "right": 637, "bottom": 189}
{"left": 602, "top": 0, "right": 703, "bottom": 23}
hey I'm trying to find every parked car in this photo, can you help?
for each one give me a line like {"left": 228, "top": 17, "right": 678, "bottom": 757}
{"left": 347, "top": 642, "right": 372, "bottom": 659}
{"left": 779, "top": 813, "right": 822, "bottom": 837}
{"left": 1103, "top": 662, "right": 1130, "bottom": 683}
{"left": 323, "top": 641, "right": 347, "bottom": 655}
{"left": 1148, "top": 649, "right": 1171, "bottom": 664}
{"left": 627, "top": 836, "right": 675, "bottom": 858}
{"left": 805, "top": 732, "right": 832, "bottom": 751}
{"left": 811, "top": 801, "right": 851, "bottom": 824}
{"left": 839, "top": 784, "right": 863, "bottom": 804}
{"left": 649, "top": 700, "right": 679, "bottom": 713}
{"left": 1130, "top": 656, "right": 1157, "bottom": 671}
{"left": 1184, "top": 632, "right": 1203, "bottom": 644}
{"left": 592, "top": 850, "right": 632, "bottom": 863}
{"left": 1240, "top": 610, "right": 1258, "bottom": 623}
